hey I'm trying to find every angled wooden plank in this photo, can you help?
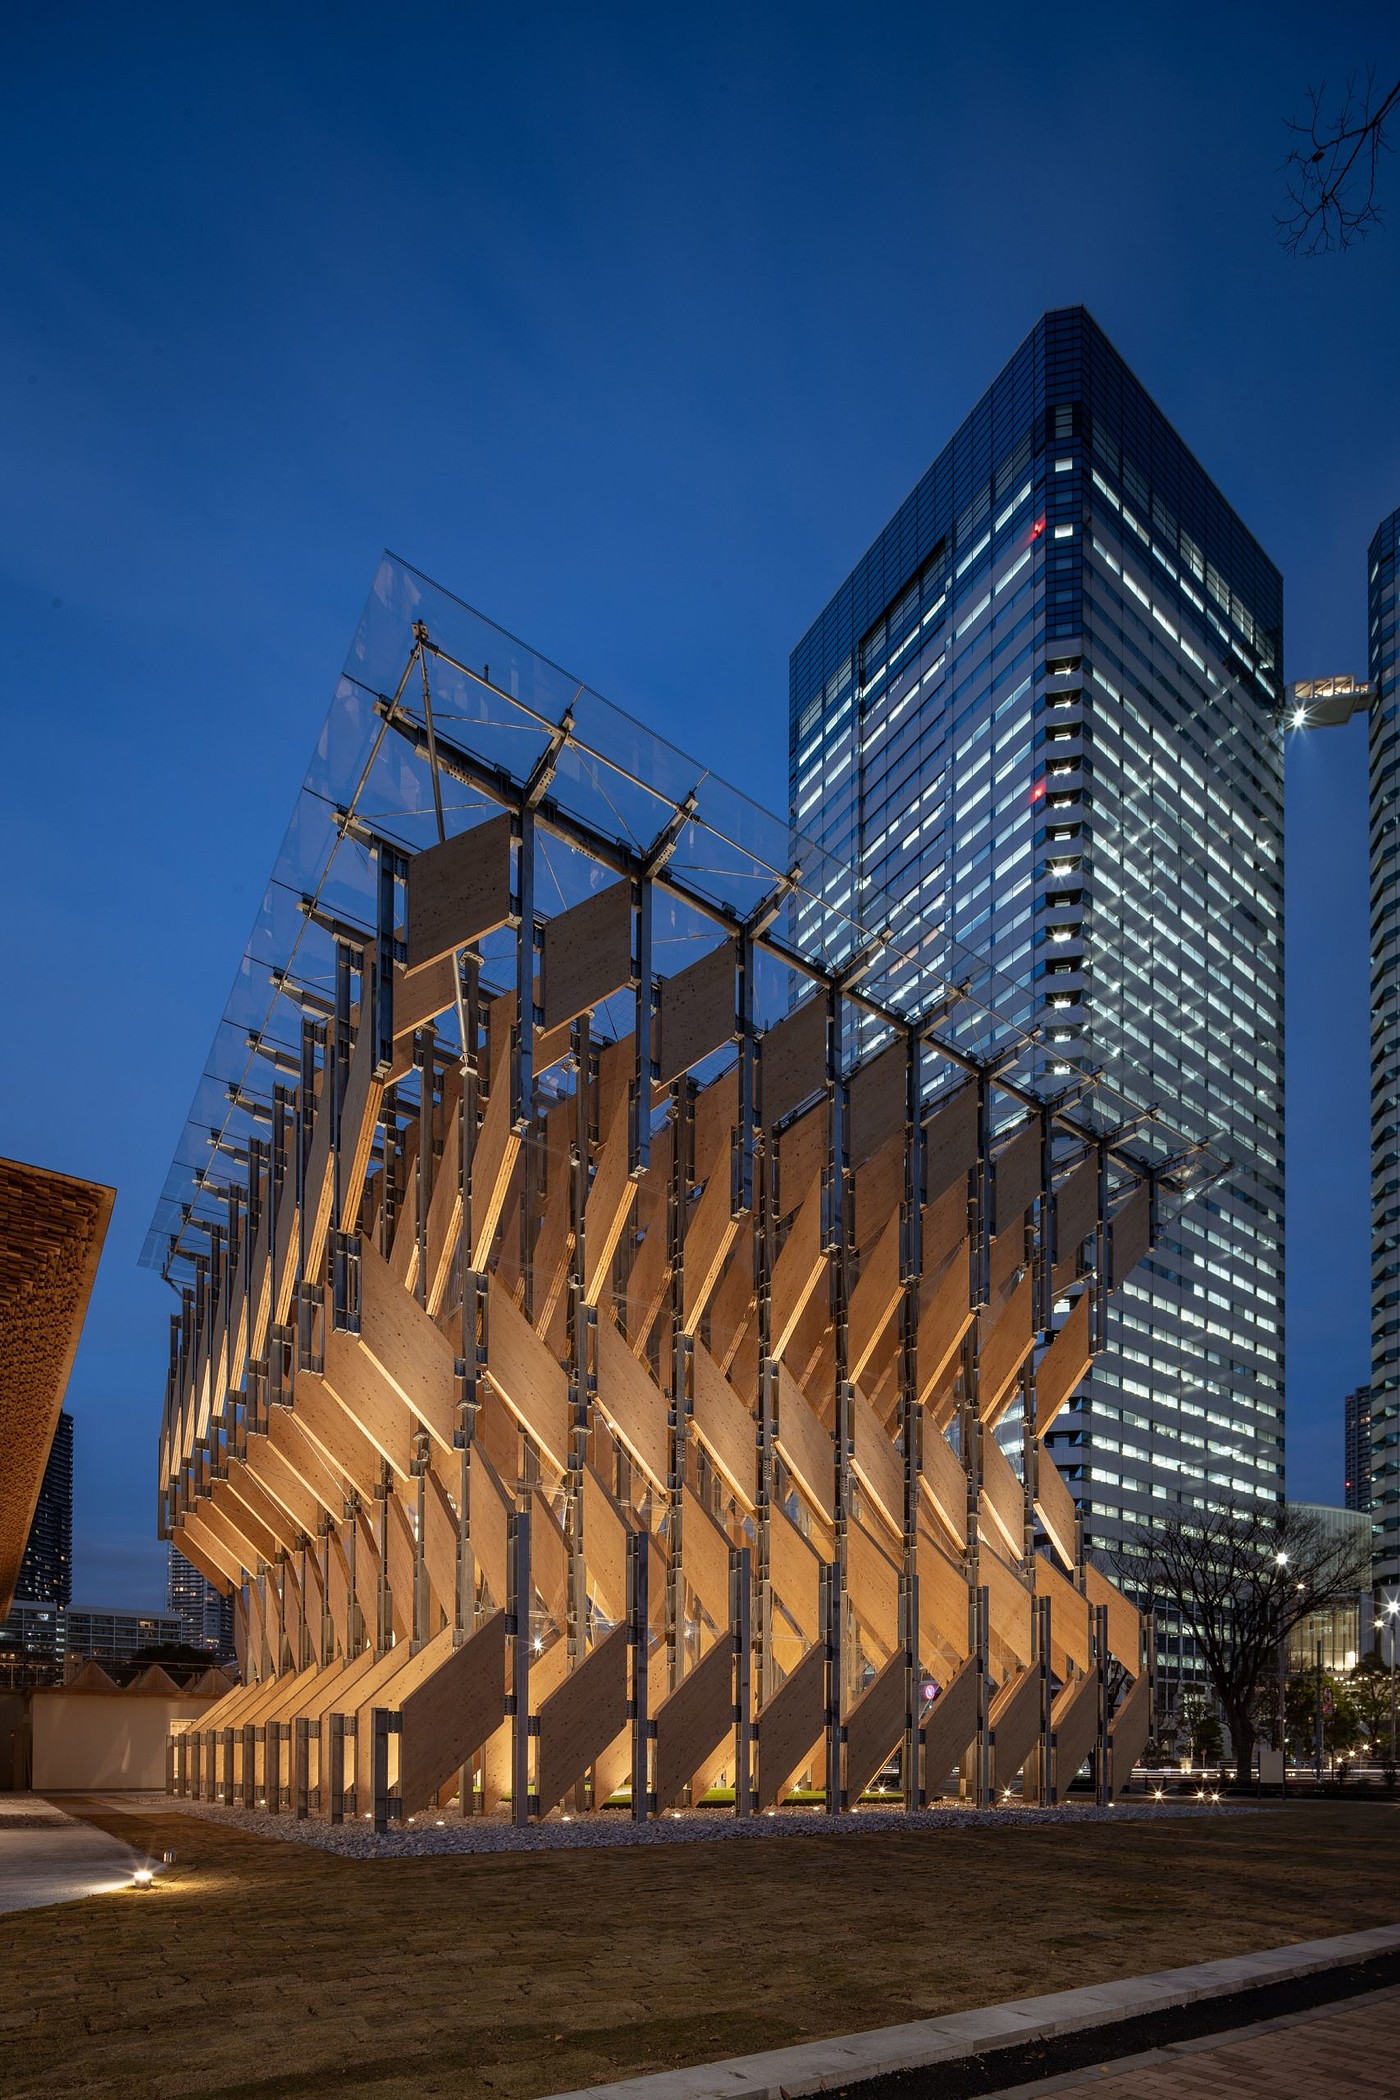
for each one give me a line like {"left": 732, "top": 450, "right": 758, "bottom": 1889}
{"left": 483, "top": 1275, "right": 571, "bottom": 1475}
{"left": 762, "top": 996, "right": 826, "bottom": 1129}
{"left": 541, "top": 881, "right": 633, "bottom": 1031}
{"left": 921, "top": 1654, "right": 980, "bottom": 1794}
{"left": 357, "top": 1235, "right": 456, "bottom": 1449}
{"left": 1085, "top": 1559, "right": 1140, "bottom": 1668}
{"left": 920, "top": 1421, "right": 969, "bottom": 1550}
{"left": 581, "top": 1464, "right": 633, "bottom": 1624}
{"left": 977, "top": 1273, "right": 1034, "bottom": 1426}
{"left": 583, "top": 1080, "right": 639, "bottom": 1306}
{"left": 988, "top": 1665, "right": 1042, "bottom": 1789}
{"left": 1109, "top": 1180, "right": 1151, "bottom": 1289}
{"left": 420, "top": 1462, "right": 460, "bottom": 1621}
{"left": 681, "top": 1165, "right": 742, "bottom": 1334}
{"left": 771, "top": 1186, "right": 824, "bottom": 1360}
{"left": 322, "top": 1328, "right": 415, "bottom": 1480}
{"left": 1052, "top": 1667, "right": 1100, "bottom": 1789}
{"left": 1108, "top": 1668, "right": 1151, "bottom": 1790}
{"left": 1035, "top": 1291, "right": 1092, "bottom": 1435}
{"left": 1034, "top": 1445, "right": 1079, "bottom": 1570}
{"left": 979, "top": 1433, "right": 1027, "bottom": 1562}
{"left": 267, "top": 1401, "right": 356, "bottom": 1515}
{"left": 407, "top": 813, "right": 513, "bottom": 972}
{"left": 535, "top": 1620, "right": 630, "bottom": 1810}
{"left": 848, "top": 1040, "right": 907, "bottom": 1170}
{"left": 919, "top": 1241, "right": 973, "bottom": 1414}
{"left": 844, "top": 1653, "right": 906, "bottom": 1801}
{"left": 776, "top": 1364, "right": 833, "bottom": 1522}
{"left": 656, "top": 938, "right": 737, "bottom": 1085}
{"left": 1035, "top": 1552, "right": 1091, "bottom": 1673}
{"left": 917, "top": 1520, "right": 973, "bottom": 1661}
{"left": 767, "top": 1506, "right": 822, "bottom": 1644}
{"left": 755, "top": 1640, "right": 825, "bottom": 1806}
{"left": 176, "top": 1508, "right": 242, "bottom": 1590}
{"left": 845, "top": 1518, "right": 897, "bottom": 1666}
{"left": 983, "top": 1542, "right": 1034, "bottom": 1667}
{"left": 291, "top": 1372, "right": 386, "bottom": 1506}
{"left": 241, "top": 1435, "right": 323, "bottom": 1539}
{"left": 777, "top": 1101, "right": 824, "bottom": 1220}
{"left": 692, "top": 1342, "right": 757, "bottom": 1509}
{"left": 423, "top": 1098, "right": 463, "bottom": 1315}
{"left": 224, "top": 1461, "right": 302, "bottom": 1562}
{"left": 653, "top": 1632, "right": 735, "bottom": 1809}
{"left": 394, "top": 951, "right": 459, "bottom": 1038}
{"left": 924, "top": 1082, "right": 978, "bottom": 1203}
{"left": 596, "top": 1310, "right": 671, "bottom": 1495}
{"left": 848, "top": 1211, "right": 902, "bottom": 1384}
{"left": 851, "top": 1382, "right": 904, "bottom": 1541}
{"left": 398, "top": 1610, "right": 509, "bottom": 1812}
{"left": 209, "top": 1477, "right": 279, "bottom": 1571}
{"left": 462, "top": 1444, "right": 511, "bottom": 1609}
{"left": 992, "top": 1115, "right": 1042, "bottom": 1235}
{"left": 384, "top": 1490, "right": 416, "bottom": 1643}
{"left": 679, "top": 1486, "right": 732, "bottom": 1626}
{"left": 1053, "top": 1156, "right": 1098, "bottom": 1278}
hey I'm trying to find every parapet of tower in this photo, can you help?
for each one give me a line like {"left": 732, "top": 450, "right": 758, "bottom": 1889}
{"left": 151, "top": 555, "right": 1225, "bottom": 1824}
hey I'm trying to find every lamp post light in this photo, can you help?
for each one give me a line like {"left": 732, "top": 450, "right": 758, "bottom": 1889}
{"left": 1275, "top": 1550, "right": 1289, "bottom": 1788}
{"left": 1380, "top": 1597, "right": 1400, "bottom": 1764}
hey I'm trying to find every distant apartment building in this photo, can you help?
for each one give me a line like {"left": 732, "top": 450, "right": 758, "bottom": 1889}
{"left": 167, "top": 1541, "right": 235, "bottom": 1660}
{"left": 1345, "top": 1383, "right": 1374, "bottom": 1514}
{"left": 1294, "top": 503, "right": 1400, "bottom": 1590}
{"left": 63, "top": 1606, "right": 183, "bottom": 1675}
{"left": 790, "top": 308, "right": 1286, "bottom": 1580}
{"left": 14, "top": 1410, "right": 72, "bottom": 1607}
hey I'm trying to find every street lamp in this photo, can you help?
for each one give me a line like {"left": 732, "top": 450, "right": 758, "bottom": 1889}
{"left": 1378, "top": 1597, "right": 1399, "bottom": 1764}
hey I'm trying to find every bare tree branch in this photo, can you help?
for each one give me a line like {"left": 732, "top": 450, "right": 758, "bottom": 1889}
{"left": 1122, "top": 1500, "right": 1365, "bottom": 1780}
{"left": 1280, "top": 65, "right": 1400, "bottom": 255}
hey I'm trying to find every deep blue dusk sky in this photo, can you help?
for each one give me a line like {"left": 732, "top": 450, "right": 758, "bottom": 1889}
{"left": 3, "top": 4, "right": 1397, "bottom": 1606}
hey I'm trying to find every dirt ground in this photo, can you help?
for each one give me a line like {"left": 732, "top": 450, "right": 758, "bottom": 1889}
{"left": 1, "top": 1800, "right": 1397, "bottom": 2099}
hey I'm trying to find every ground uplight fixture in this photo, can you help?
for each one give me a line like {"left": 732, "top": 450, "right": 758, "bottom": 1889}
{"left": 132, "top": 1868, "right": 153, "bottom": 1887}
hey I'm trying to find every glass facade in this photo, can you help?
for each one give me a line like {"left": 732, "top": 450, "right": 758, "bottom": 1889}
{"left": 1370, "top": 506, "right": 1400, "bottom": 1590}
{"left": 790, "top": 309, "right": 1285, "bottom": 1582}
{"left": 1345, "top": 1383, "right": 1373, "bottom": 1515}
{"left": 15, "top": 1409, "right": 72, "bottom": 1607}
{"left": 167, "top": 1541, "right": 236, "bottom": 1660}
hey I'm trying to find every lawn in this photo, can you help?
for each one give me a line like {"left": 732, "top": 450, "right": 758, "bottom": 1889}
{"left": 2, "top": 1800, "right": 1398, "bottom": 2099}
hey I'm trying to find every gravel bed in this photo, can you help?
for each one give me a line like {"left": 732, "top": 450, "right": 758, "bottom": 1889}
{"left": 96, "top": 1790, "right": 1268, "bottom": 1860}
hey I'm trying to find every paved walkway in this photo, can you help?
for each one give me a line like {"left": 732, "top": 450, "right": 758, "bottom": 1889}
{"left": 552, "top": 1925, "right": 1400, "bottom": 2099}
{"left": 987, "top": 1981, "right": 1400, "bottom": 2094}
{"left": 0, "top": 1795, "right": 145, "bottom": 1914}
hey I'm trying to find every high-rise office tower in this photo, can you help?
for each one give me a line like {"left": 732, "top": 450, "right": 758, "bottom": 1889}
{"left": 1345, "top": 1383, "right": 1374, "bottom": 1515}
{"left": 16, "top": 1409, "right": 73, "bottom": 1606}
{"left": 1295, "top": 507, "right": 1400, "bottom": 1591}
{"left": 790, "top": 309, "right": 1286, "bottom": 1569}
{"left": 167, "top": 1541, "right": 235, "bottom": 1659}
{"left": 1369, "top": 506, "right": 1400, "bottom": 1589}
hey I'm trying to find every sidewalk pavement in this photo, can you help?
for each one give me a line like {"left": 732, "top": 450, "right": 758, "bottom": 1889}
{"left": 985, "top": 1980, "right": 1400, "bottom": 2095}
{"left": 0, "top": 1795, "right": 146, "bottom": 1915}
{"left": 548, "top": 1923, "right": 1400, "bottom": 2100}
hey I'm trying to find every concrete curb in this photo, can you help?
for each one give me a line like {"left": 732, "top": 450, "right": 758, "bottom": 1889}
{"left": 546, "top": 1922, "right": 1400, "bottom": 2100}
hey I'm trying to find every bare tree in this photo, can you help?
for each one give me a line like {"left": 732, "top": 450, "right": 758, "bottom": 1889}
{"left": 1126, "top": 1500, "right": 1365, "bottom": 1784}
{"left": 1281, "top": 67, "right": 1400, "bottom": 255}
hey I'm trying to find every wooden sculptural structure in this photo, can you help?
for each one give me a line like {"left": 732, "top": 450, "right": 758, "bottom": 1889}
{"left": 159, "top": 563, "right": 1216, "bottom": 1828}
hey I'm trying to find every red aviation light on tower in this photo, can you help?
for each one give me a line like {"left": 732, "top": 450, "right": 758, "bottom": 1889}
{"left": 1029, "top": 516, "right": 1046, "bottom": 541}
{"left": 1031, "top": 778, "right": 1046, "bottom": 803}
